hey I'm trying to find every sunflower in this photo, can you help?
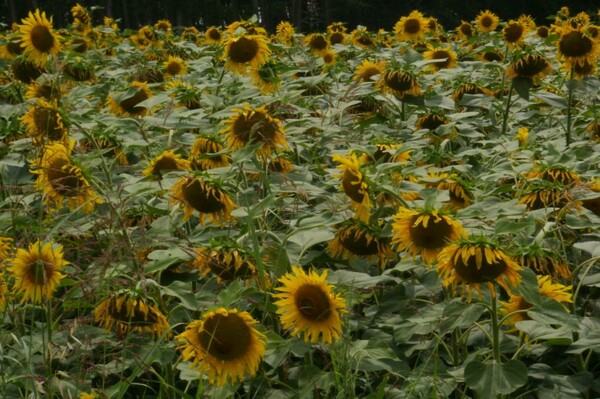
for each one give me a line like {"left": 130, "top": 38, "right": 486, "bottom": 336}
{"left": 31, "top": 141, "right": 103, "bottom": 213}
{"left": 357, "top": 143, "right": 411, "bottom": 165}
{"left": 354, "top": 59, "right": 386, "bottom": 83}
{"left": 221, "top": 103, "right": 287, "bottom": 158}
{"left": 71, "top": 4, "right": 92, "bottom": 34}
{"left": 424, "top": 171, "right": 473, "bottom": 210}
{"left": 223, "top": 34, "right": 270, "bottom": 75}
{"left": 506, "top": 53, "right": 553, "bottom": 82}
{"left": 350, "top": 27, "right": 376, "bottom": 49}
{"left": 416, "top": 112, "right": 450, "bottom": 131}
{"left": 166, "top": 79, "right": 202, "bottom": 109}
{"left": 79, "top": 135, "right": 128, "bottom": 165}
{"left": 251, "top": 61, "right": 281, "bottom": 94}
{"left": 423, "top": 46, "right": 458, "bottom": 71}
{"left": 501, "top": 275, "right": 572, "bottom": 331}
{"left": 154, "top": 19, "right": 172, "bottom": 32}
{"left": 556, "top": 26, "right": 599, "bottom": 70}
{"left": 537, "top": 25, "right": 550, "bottom": 38}
{"left": 62, "top": 56, "right": 96, "bottom": 81}
{"left": 226, "top": 20, "right": 267, "bottom": 37}
{"left": 502, "top": 19, "right": 529, "bottom": 47}
{"left": 275, "top": 21, "right": 295, "bottom": 46}
{"left": 456, "top": 21, "right": 473, "bottom": 40}
{"left": 516, "top": 127, "right": 529, "bottom": 147}
{"left": 177, "top": 308, "right": 266, "bottom": 386}
{"left": 94, "top": 290, "right": 171, "bottom": 338}
{"left": 327, "top": 22, "right": 347, "bottom": 45}
{"left": 194, "top": 247, "right": 259, "bottom": 283}
{"left": 304, "top": 33, "right": 329, "bottom": 56}
{"left": 437, "top": 238, "right": 522, "bottom": 301}
{"left": 328, "top": 219, "right": 394, "bottom": 267}
{"left": 516, "top": 244, "right": 570, "bottom": 279}
{"left": 571, "top": 59, "right": 597, "bottom": 78}
{"left": 21, "top": 98, "right": 68, "bottom": 143}
{"left": 321, "top": 50, "right": 337, "bottom": 68}
{"left": 517, "top": 181, "right": 576, "bottom": 211}
{"left": 181, "top": 26, "right": 200, "bottom": 42}
{"left": 10, "top": 56, "right": 45, "bottom": 83}
{"left": 18, "top": 9, "right": 62, "bottom": 66}
{"left": 163, "top": 55, "right": 187, "bottom": 77}
{"left": 394, "top": 10, "right": 429, "bottom": 42}
{"left": 106, "top": 81, "right": 153, "bottom": 117}
{"left": 391, "top": 207, "right": 465, "bottom": 265}
{"left": 190, "top": 137, "right": 230, "bottom": 170}
{"left": 525, "top": 164, "right": 581, "bottom": 185}
{"left": 8, "top": 241, "right": 68, "bottom": 303}
{"left": 25, "top": 79, "right": 62, "bottom": 101}
{"left": 475, "top": 10, "right": 500, "bottom": 33}
{"left": 273, "top": 266, "right": 346, "bottom": 344}
{"left": 480, "top": 50, "right": 504, "bottom": 62}
{"left": 582, "top": 179, "right": 600, "bottom": 217}
{"left": 143, "top": 149, "right": 191, "bottom": 178}
{"left": 377, "top": 70, "right": 422, "bottom": 99}
{"left": 170, "top": 176, "right": 236, "bottom": 225}
{"left": 332, "top": 153, "right": 372, "bottom": 221}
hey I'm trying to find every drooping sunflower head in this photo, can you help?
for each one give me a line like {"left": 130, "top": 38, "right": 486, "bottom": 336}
{"left": 376, "top": 69, "right": 422, "bottom": 99}
{"left": 502, "top": 19, "right": 529, "bottom": 47}
{"left": 94, "top": 289, "right": 171, "bottom": 338}
{"left": 177, "top": 308, "right": 266, "bottom": 386}
{"left": 106, "top": 81, "right": 153, "bottom": 117}
{"left": 416, "top": 112, "right": 450, "bottom": 131}
{"left": 394, "top": 10, "right": 429, "bottom": 41}
{"left": 10, "top": 56, "right": 45, "bottom": 83}
{"left": 332, "top": 153, "right": 372, "bottom": 221}
{"left": 18, "top": 9, "right": 62, "bottom": 66}
{"left": 266, "top": 152, "right": 295, "bottom": 173}
{"left": 154, "top": 19, "right": 172, "bottom": 33}
{"left": 0, "top": 32, "right": 24, "bottom": 60}
{"left": 170, "top": 175, "right": 236, "bottom": 224}
{"left": 62, "top": 56, "right": 96, "bottom": 81}
{"left": 456, "top": 21, "right": 473, "bottom": 40}
{"left": 71, "top": 3, "right": 92, "bottom": 34}
{"left": 273, "top": 266, "right": 347, "bottom": 344}
{"left": 21, "top": 98, "right": 68, "bottom": 143}
{"left": 436, "top": 237, "right": 522, "bottom": 301}
{"left": 251, "top": 61, "right": 281, "bottom": 94}
{"left": 501, "top": 275, "right": 572, "bottom": 331}
{"left": 204, "top": 26, "right": 222, "bottom": 44}
{"left": 25, "top": 79, "right": 62, "bottom": 101}
{"left": 423, "top": 45, "right": 458, "bottom": 71}
{"left": 506, "top": 53, "right": 553, "bottom": 81}
{"left": 480, "top": 50, "right": 504, "bottom": 63}
{"left": 221, "top": 103, "right": 287, "bottom": 158}
{"left": 194, "top": 246, "right": 259, "bottom": 283}
{"left": 163, "top": 55, "right": 187, "bottom": 77}
{"left": 425, "top": 172, "right": 474, "bottom": 210}
{"left": 181, "top": 26, "right": 200, "bottom": 42}
{"left": 525, "top": 164, "right": 581, "bottom": 185}
{"left": 517, "top": 180, "right": 576, "bottom": 211}
{"left": 475, "top": 10, "right": 500, "bottom": 33}
{"left": 556, "top": 26, "right": 599, "bottom": 69}
{"left": 275, "top": 21, "right": 295, "bottom": 46}
{"left": 8, "top": 240, "right": 68, "bottom": 303}
{"left": 357, "top": 142, "right": 411, "bottom": 165}
{"left": 514, "top": 243, "right": 570, "bottom": 279}
{"left": 223, "top": 34, "right": 271, "bottom": 75}
{"left": 391, "top": 206, "right": 466, "bottom": 265}
{"left": 226, "top": 19, "right": 267, "bottom": 37}
{"left": 304, "top": 33, "right": 329, "bottom": 56}
{"left": 143, "top": 149, "right": 191, "bottom": 178}
{"left": 354, "top": 59, "right": 386, "bottom": 83}
{"left": 350, "top": 27, "right": 376, "bottom": 49}
{"left": 328, "top": 219, "right": 393, "bottom": 267}
{"left": 190, "top": 136, "right": 230, "bottom": 170}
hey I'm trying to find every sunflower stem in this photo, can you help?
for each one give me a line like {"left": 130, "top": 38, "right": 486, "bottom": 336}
{"left": 565, "top": 67, "right": 574, "bottom": 147}
{"left": 501, "top": 80, "right": 514, "bottom": 135}
{"left": 214, "top": 66, "right": 226, "bottom": 99}
{"left": 490, "top": 294, "right": 501, "bottom": 363}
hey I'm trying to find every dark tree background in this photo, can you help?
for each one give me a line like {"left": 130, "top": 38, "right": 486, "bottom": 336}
{"left": 2, "top": 0, "right": 597, "bottom": 32}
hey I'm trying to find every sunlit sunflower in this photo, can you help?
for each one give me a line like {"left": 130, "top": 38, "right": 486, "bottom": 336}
{"left": 8, "top": 241, "right": 67, "bottom": 303}
{"left": 221, "top": 103, "right": 287, "bottom": 158}
{"left": 170, "top": 176, "right": 236, "bottom": 225}
{"left": 31, "top": 141, "right": 103, "bottom": 213}
{"left": 516, "top": 244, "right": 570, "bottom": 279}
{"left": 354, "top": 59, "right": 386, "bottom": 83}
{"left": 437, "top": 238, "right": 522, "bottom": 301}
{"left": 506, "top": 53, "right": 553, "bottom": 82}
{"left": 321, "top": 50, "right": 337, "bottom": 68}
{"left": 556, "top": 26, "right": 599, "bottom": 70}
{"left": 94, "top": 290, "right": 170, "bottom": 338}
{"left": 106, "top": 81, "right": 153, "bottom": 117}
{"left": 223, "top": 34, "right": 270, "bottom": 75}
{"left": 21, "top": 98, "right": 68, "bottom": 143}
{"left": 328, "top": 219, "right": 394, "bottom": 267}
{"left": 350, "top": 27, "right": 376, "bottom": 49}
{"left": 392, "top": 207, "right": 465, "bottom": 265}
{"left": 332, "top": 153, "right": 372, "bottom": 221}
{"left": 394, "top": 10, "right": 429, "bottom": 42}
{"left": 190, "top": 136, "right": 230, "bottom": 170}
{"left": 177, "top": 308, "right": 266, "bottom": 386}
{"left": 501, "top": 275, "right": 572, "bottom": 331}
{"left": 143, "top": 149, "right": 191, "bottom": 178}
{"left": 423, "top": 46, "right": 458, "bottom": 71}
{"left": 476, "top": 10, "right": 500, "bottom": 33}
{"left": 275, "top": 21, "right": 295, "bottom": 46}
{"left": 203, "top": 26, "right": 222, "bottom": 45}
{"left": 304, "top": 33, "right": 330, "bottom": 56}
{"left": 18, "top": 9, "right": 62, "bottom": 66}
{"left": 456, "top": 21, "right": 473, "bottom": 40}
{"left": 502, "top": 19, "right": 529, "bottom": 47}
{"left": 194, "top": 247, "right": 259, "bottom": 283}
{"left": 273, "top": 266, "right": 346, "bottom": 344}
{"left": 377, "top": 70, "right": 422, "bottom": 99}
{"left": 163, "top": 55, "right": 187, "bottom": 77}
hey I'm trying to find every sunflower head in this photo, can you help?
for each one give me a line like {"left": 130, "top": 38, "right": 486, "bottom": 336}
{"left": 502, "top": 20, "right": 529, "bottom": 47}
{"left": 515, "top": 244, "right": 570, "bottom": 279}
{"left": 517, "top": 180, "right": 576, "bottom": 211}
{"left": 328, "top": 219, "right": 393, "bottom": 267}
{"left": 332, "top": 153, "right": 372, "bottom": 221}
{"left": 62, "top": 56, "right": 96, "bottom": 81}
{"left": 107, "top": 81, "right": 153, "bottom": 117}
{"left": 394, "top": 10, "right": 429, "bottom": 41}
{"left": 21, "top": 98, "right": 68, "bottom": 143}
{"left": 304, "top": 33, "right": 329, "bottom": 56}
{"left": 177, "top": 308, "right": 266, "bottom": 386}
{"left": 357, "top": 143, "right": 411, "bottom": 164}
{"left": 437, "top": 237, "right": 522, "bottom": 301}
{"left": 163, "top": 55, "right": 187, "bottom": 77}
{"left": 354, "top": 59, "right": 386, "bottom": 83}
{"left": 251, "top": 61, "right": 281, "bottom": 94}
{"left": 190, "top": 136, "right": 230, "bottom": 170}
{"left": 18, "top": 9, "right": 62, "bottom": 66}
{"left": 181, "top": 26, "right": 200, "bottom": 42}
{"left": 457, "top": 21, "right": 473, "bottom": 40}
{"left": 170, "top": 176, "right": 236, "bottom": 224}
{"left": 506, "top": 53, "right": 553, "bottom": 81}
{"left": 350, "top": 27, "right": 376, "bottom": 49}
{"left": 377, "top": 69, "right": 422, "bottom": 99}
{"left": 8, "top": 241, "right": 68, "bottom": 303}
{"left": 94, "top": 289, "right": 171, "bottom": 338}
{"left": 526, "top": 164, "right": 581, "bottom": 185}
{"left": 194, "top": 246, "right": 259, "bottom": 283}
{"left": 476, "top": 10, "right": 500, "bottom": 33}
{"left": 10, "top": 56, "right": 45, "bottom": 83}
{"left": 223, "top": 34, "right": 271, "bottom": 75}
{"left": 203, "top": 26, "right": 222, "bottom": 44}
{"left": 537, "top": 25, "right": 550, "bottom": 38}
{"left": 221, "top": 104, "right": 287, "bottom": 158}
{"left": 416, "top": 112, "right": 450, "bottom": 131}
{"left": 275, "top": 21, "right": 295, "bottom": 45}
{"left": 423, "top": 45, "right": 458, "bottom": 71}
{"left": 154, "top": 19, "right": 172, "bottom": 32}
{"left": 557, "top": 26, "right": 599, "bottom": 69}
{"left": 273, "top": 266, "right": 347, "bottom": 344}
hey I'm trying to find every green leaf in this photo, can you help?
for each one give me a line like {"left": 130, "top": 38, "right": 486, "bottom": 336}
{"left": 573, "top": 241, "right": 600, "bottom": 257}
{"left": 512, "top": 77, "right": 532, "bottom": 100}
{"left": 441, "top": 301, "right": 486, "bottom": 332}
{"left": 464, "top": 359, "right": 528, "bottom": 396}
{"left": 533, "top": 91, "right": 567, "bottom": 109}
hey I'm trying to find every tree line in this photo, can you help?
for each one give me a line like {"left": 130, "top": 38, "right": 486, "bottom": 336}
{"left": 3, "top": 0, "right": 598, "bottom": 32}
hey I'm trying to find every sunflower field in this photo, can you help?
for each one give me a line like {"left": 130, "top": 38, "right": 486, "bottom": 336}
{"left": 0, "top": 4, "right": 600, "bottom": 399}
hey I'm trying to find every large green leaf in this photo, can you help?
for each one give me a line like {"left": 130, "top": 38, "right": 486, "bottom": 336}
{"left": 465, "top": 359, "right": 528, "bottom": 396}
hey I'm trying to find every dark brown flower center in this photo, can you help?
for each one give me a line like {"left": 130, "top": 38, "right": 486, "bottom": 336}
{"left": 513, "top": 55, "right": 549, "bottom": 78}
{"left": 559, "top": 31, "right": 593, "bottom": 57}
{"left": 199, "top": 313, "right": 251, "bottom": 361}
{"left": 403, "top": 19, "right": 422, "bottom": 34}
{"left": 151, "top": 156, "right": 181, "bottom": 176}
{"left": 356, "top": 35, "right": 374, "bottom": 46}
{"left": 294, "top": 284, "right": 332, "bottom": 321}
{"left": 338, "top": 226, "right": 380, "bottom": 256}
{"left": 11, "top": 58, "right": 45, "bottom": 83}
{"left": 480, "top": 16, "right": 494, "bottom": 28}
{"left": 208, "top": 28, "right": 221, "bottom": 41}
{"left": 503, "top": 23, "right": 524, "bottom": 43}
{"left": 28, "top": 259, "right": 53, "bottom": 285}
{"left": 207, "top": 251, "right": 255, "bottom": 281}
{"left": 409, "top": 214, "right": 453, "bottom": 249}
{"left": 418, "top": 114, "right": 447, "bottom": 130}
{"left": 167, "top": 61, "right": 182, "bottom": 75}
{"left": 119, "top": 88, "right": 149, "bottom": 114}
{"left": 30, "top": 24, "right": 55, "bottom": 53}
{"left": 182, "top": 179, "right": 226, "bottom": 213}
{"left": 384, "top": 71, "right": 415, "bottom": 92}
{"left": 228, "top": 37, "right": 259, "bottom": 63}
{"left": 111, "top": 296, "right": 160, "bottom": 325}
{"left": 342, "top": 169, "right": 365, "bottom": 203}
{"left": 460, "top": 23, "right": 473, "bottom": 37}
{"left": 232, "top": 112, "right": 278, "bottom": 144}
{"left": 452, "top": 246, "right": 507, "bottom": 283}
{"left": 430, "top": 50, "right": 453, "bottom": 68}
{"left": 47, "top": 159, "right": 85, "bottom": 196}
{"left": 33, "top": 106, "right": 64, "bottom": 140}
{"left": 329, "top": 32, "right": 344, "bottom": 45}
{"left": 310, "top": 35, "right": 328, "bottom": 50}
